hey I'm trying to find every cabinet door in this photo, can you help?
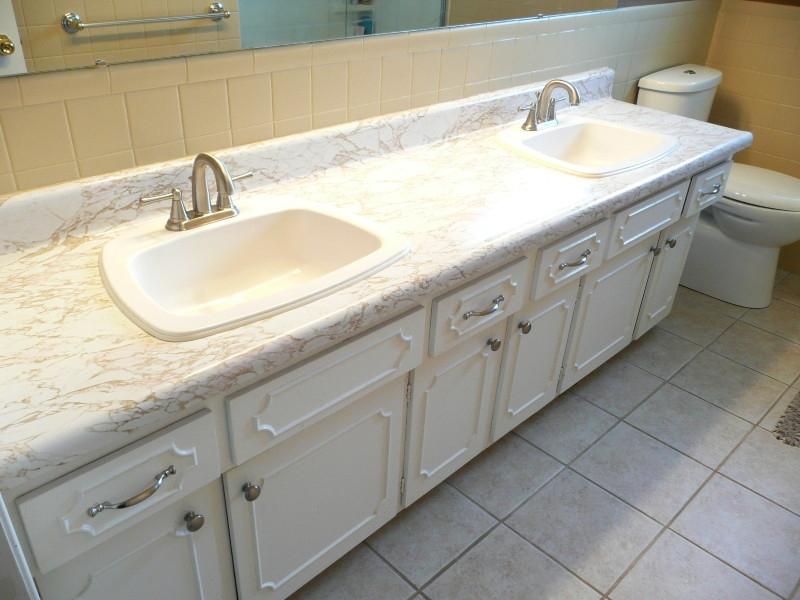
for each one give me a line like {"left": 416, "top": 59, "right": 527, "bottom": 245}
{"left": 226, "top": 378, "right": 406, "bottom": 600}
{"left": 492, "top": 281, "right": 579, "bottom": 442}
{"left": 405, "top": 322, "right": 505, "bottom": 506}
{"left": 634, "top": 214, "right": 699, "bottom": 339}
{"left": 560, "top": 236, "right": 657, "bottom": 391}
{"left": 37, "top": 481, "right": 235, "bottom": 600}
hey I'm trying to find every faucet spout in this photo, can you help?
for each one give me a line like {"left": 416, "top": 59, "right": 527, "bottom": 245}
{"left": 533, "top": 79, "right": 581, "bottom": 128}
{"left": 191, "top": 152, "right": 237, "bottom": 216}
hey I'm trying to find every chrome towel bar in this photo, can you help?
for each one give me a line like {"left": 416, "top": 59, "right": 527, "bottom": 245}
{"left": 61, "top": 2, "right": 230, "bottom": 34}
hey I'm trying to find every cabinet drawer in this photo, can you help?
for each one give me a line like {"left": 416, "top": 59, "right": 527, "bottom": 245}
{"left": 607, "top": 181, "right": 689, "bottom": 260}
{"left": 684, "top": 161, "right": 732, "bottom": 217}
{"left": 429, "top": 258, "right": 529, "bottom": 356}
{"left": 228, "top": 309, "right": 425, "bottom": 464}
{"left": 532, "top": 219, "right": 611, "bottom": 301}
{"left": 18, "top": 410, "right": 220, "bottom": 575}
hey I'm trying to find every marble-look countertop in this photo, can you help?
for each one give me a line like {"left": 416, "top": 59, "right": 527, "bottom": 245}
{"left": 0, "top": 68, "right": 751, "bottom": 493}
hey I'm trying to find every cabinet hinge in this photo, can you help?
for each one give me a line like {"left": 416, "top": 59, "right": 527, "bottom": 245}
{"left": 405, "top": 373, "right": 413, "bottom": 403}
{"left": 400, "top": 476, "right": 406, "bottom": 497}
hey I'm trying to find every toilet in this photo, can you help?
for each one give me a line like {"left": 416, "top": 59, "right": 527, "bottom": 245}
{"left": 637, "top": 64, "right": 800, "bottom": 308}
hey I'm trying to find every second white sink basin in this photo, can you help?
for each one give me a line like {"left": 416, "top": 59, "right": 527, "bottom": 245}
{"left": 101, "top": 202, "right": 408, "bottom": 341}
{"left": 497, "top": 117, "right": 678, "bottom": 177}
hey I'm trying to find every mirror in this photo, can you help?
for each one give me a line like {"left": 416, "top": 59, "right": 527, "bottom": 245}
{"left": 2, "top": 0, "right": 629, "bottom": 77}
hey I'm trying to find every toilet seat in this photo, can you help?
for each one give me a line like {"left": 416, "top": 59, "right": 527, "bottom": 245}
{"left": 723, "top": 163, "right": 800, "bottom": 212}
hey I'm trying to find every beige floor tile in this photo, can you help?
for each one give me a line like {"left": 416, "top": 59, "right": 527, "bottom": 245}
{"left": 368, "top": 484, "right": 496, "bottom": 587}
{"left": 619, "top": 328, "right": 702, "bottom": 379}
{"left": 709, "top": 322, "right": 800, "bottom": 385}
{"left": 774, "top": 274, "right": 800, "bottom": 307}
{"left": 573, "top": 423, "right": 710, "bottom": 523}
{"left": 425, "top": 525, "right": 598, "bottom": 600}
{"left": 672, "top": 475, "right": 800, "bottom": 598}
{"left": 742, "top": 299, "right": 800, "bottom": 344}
{"left": 721, "top": 427, "right": 800, "bottom": 515}
{"left": 658, "top": 287, "right": 738, "bottom": 346}
{"left": 611, "top": 530, "right": 779, "bottom": 600}
{"left": 571, "top": 357, "right": 663, "bottom": 417}
{"left": 507, "top": 470, "right": 660, "bottom": 592}
{"left": 514, "top": 393, "right": 618, "bottom": 463}
{"left": 291, "top": 544, "right": 414, "bottom": 600}
{"left": 760, "top": 387, "right": 799, "bottom": 432}
{"left": 626, "top": 384, "right": 751, "bottom": 468}
{"left": 671, "top": 350, "right": 788, "bottom": 423}
{"left": 448, "top": 434, "right": 563, "bottom": 519}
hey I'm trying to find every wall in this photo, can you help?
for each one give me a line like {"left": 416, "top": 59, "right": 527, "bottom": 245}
{"left": 0, "top": 0, "right": 719, "bottom": 194}
{"left": 705, "top": 0, "right": 800, "bottom": 272}
{"left": 11, "top": 0, "right": 242, "bottom": 72}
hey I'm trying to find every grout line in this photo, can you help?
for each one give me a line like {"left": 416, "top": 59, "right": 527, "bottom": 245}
{"left": 362, "top": 542, "right": 422, "bottom": 593}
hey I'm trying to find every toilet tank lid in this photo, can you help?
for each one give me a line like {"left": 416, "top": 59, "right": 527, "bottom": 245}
{"left": 725, "top": 163, "right": 800, "bottom": 212}
{"left": 638, "top": 64, "right": 722, "bottom": 93}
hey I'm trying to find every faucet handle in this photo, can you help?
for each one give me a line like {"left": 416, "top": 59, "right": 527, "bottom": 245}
{"left": 165, "top": 188, "right": 189, "bottom": 232}
{"left": 517, "top": 91, "right": 541, "bottom": 113}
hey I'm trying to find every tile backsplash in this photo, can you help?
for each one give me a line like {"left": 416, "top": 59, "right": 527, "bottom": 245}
{"left": 0, "top": 0, "right": 719, "bottom": 194}
{"left": 705, "top": 0, "right": 800, "bottom": 273}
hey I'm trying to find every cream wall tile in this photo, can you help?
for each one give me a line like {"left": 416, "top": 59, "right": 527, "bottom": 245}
{"left": 274, "top": 116, "right": 311, "bottom": 137}
{"left": 232, "top": 123, "right": 274, "bottom": 146}
{"left": 187, "top": 51, "right": 253, "bottom": 82}
{"left": 110, "top": 58, "right": 187, "bottom": 93}
{"left": 348, "top": 58, "right": 381, "bottom": 107}
{"left": 66, "top": 94, "right": 131, "bottom": 159}
{"left": 490, "top": 40, "right": 515, "bottom": 80}
{"left": 227, "top": 74, "right": 272, "bottom": 130}
{"left": 15, "top": 162, "right": 79, "bottom": 190}
{"left": 0, "top": 103, "right": 75, "bottom": 172}
{"left": 409, "top": 29, "right": 449, "bottom": 53}
{"left": 465, "top": 43, "right": 492, "bottom": 84}
{"left": 440, "top": 47, "right": 467, "bottom": 90}
{"left": 185, "top": 131, "right": 232, "bottom": 154}
{"left": 126, "top": 86, "right": 184, "bottom": 148}
{"left": 19, "top": 67, "right": 110, "bottom": 106}
{"left": 312, "top": 62, "right": 348, "bottom": 114}
{"left": 0, "top": 79, "right": 22, "bottom": 109}
{"left": 271, "top": 68, "right": 311, "bottom": 121}
{"left": 78, "top": 151, "right": 136, "bottom": 177}
{"left": 312, "top": 39, "right": 363, "bottom": 65}
{"left": 412, "top": 91, "right": 438, "bottom": 108}
{"left": 313, "top": 109, "right": 348, "bottom": 129}
{"left": 380, "top": 96, "right": 411, "bottom": 115}
{"left": 438, "top": 86, "right": 464, "bottom": 102}
{"left": 254, "top": 44, "right": 312, "bottom": 73}
{"left": 348, "top": 103, "right": 380, "bottom": 121}
{"left": 0, "top": 126, "right": 11, "bottom": 174}
{"left": 412, "top": 51, "right": 441, "bottom": 95}
{"left": 179, "top": 79, "right": 230, "bottom": 138}
{"left": 364, "top": 32, "right": 410, "bottom": 57}
{"left": 0, "top": 174, "right": 16, "bottom": 195}
{"left": 134, "top": 140, "right": 186, "bottom": 165}
{"left": 381, "top": 54, "right": 412, "bottom": 101}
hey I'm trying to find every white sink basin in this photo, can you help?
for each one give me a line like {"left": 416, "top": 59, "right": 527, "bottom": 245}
{"left": 497, "top": 117, "right": 678, "bottom": 177}
{"left": 101, "top": 202, "right": 408, "bottom": 341}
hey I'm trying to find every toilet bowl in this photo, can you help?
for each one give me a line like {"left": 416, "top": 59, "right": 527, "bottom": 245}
{"left": 637, "top": 64, "right": 800, "bottom": 308}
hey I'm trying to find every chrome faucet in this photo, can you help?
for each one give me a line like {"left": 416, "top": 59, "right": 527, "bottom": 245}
{"left": 519, "top": 79, "right": 581, "bottom": 131}
{"left": 139, "top": 153, "right": 252, "bottom": 232}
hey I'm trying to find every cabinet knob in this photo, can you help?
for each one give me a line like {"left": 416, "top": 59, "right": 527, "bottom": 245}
{"left": 649, "top": 245, "right": 661, "bottom": 256}
{"left": 242, "top": 482, "right": 261, "bottom": 502}
{"left": 518, "top": 321, "right": 532, "bottom": 335}
{"left": 487, "top": 338, "right": 502, "bottom": 352}
{"left": 0, "top": 35, "right": 15, "bottom": 56}
{"left": 184, "top": 511, "right": 205, "bottom": 532}
{"left": 665, "top": 238, "right": 677, "bottom": 249}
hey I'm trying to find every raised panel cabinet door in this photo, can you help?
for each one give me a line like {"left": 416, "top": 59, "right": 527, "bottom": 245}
{"left": 634, "top": 214, "right": 700, "bottom": 339}
{"left": 405, "top": 321, "right": 505, "bottom": 506}
{"left": 492, "top": 281, "right": 579, "bottom": 442}
{"left": 225, "top": 378, "right": 406, "bottom": 600}
{"left": 560, "top": 235, "right": 658, "bottom": 392}
{"left": 37, "top": 481, "right": 236, "bottom": 600}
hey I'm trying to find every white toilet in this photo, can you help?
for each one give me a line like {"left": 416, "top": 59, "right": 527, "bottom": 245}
{"left": 637, "top": 64, "right": 800, "bottom": 308}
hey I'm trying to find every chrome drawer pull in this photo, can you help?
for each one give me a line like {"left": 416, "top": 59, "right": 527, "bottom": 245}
{"left": 463, "top": 295, "right": 505, "bottom": 320}
{"left": 699, "top": 183, "right": 721, "bottom": 198}
{"left": 87, "top": 465, "right": 176, "bottom": 517}
{"left": 558, "top": 249, "right": 591, "bottom": 271}
{"left": 665, "top": 238, "right": 677, "bottom": 249}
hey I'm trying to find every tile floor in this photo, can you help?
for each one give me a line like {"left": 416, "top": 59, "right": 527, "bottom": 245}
{"left": 292, "top": 273, "right": 800, "bottom": 600}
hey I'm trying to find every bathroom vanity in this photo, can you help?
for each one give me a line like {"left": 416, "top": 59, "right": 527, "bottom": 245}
{"left": 0, "top": 69, "right": 751, "bottom": 599}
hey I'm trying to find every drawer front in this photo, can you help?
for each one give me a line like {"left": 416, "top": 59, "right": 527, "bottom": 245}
{"left": 532, "top": 219, "right": 611, "bottom": 301}
{"left": 684, "top": 161, "right": 732, "bottom": 217}
{"left": 18, "top": 410, "right": 220, "bottom": 574}
{"left": 228, "top": 309, "right": 425, "bottom": 465}
{"left": 607, "top": 181, "right": 689, "bottom": 260}
{"left": 429, "top": 258, "right": 529, "bottom": 356}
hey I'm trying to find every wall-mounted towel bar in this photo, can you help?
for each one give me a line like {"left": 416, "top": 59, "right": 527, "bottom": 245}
{"left": 61, "top": 2, "right": 230, "bottom": 34}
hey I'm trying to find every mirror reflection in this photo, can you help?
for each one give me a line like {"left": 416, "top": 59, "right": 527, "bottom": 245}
{"left": 2, "top": 0, "right": 621, "bottom": 76}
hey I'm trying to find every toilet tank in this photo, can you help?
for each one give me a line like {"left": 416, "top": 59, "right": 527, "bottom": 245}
{"left": 636, "top": 64, "right": 722, "bottom": 121}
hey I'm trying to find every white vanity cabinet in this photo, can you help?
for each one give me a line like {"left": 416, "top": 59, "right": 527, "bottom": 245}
{"left": 635, "top": 214, "right": 700, "bottom": 338}
{"left": 492, "top": 281, "right": 579, "bottom": 441}
{"left": 404, "top": 322, "right": 506, "bottom": 505}
{"left": 560, "top": 235, "right": 658, "bottom": 391}
{"left": 225, "top": 377, "right": 407, "bottom": 600}
{"left": 36, "top": 481, "right": 236, "bottom": 600}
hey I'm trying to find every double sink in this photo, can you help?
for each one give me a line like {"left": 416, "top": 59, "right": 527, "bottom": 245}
{"left": 101, "top": 94, "right": 678, "bottom": 341}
